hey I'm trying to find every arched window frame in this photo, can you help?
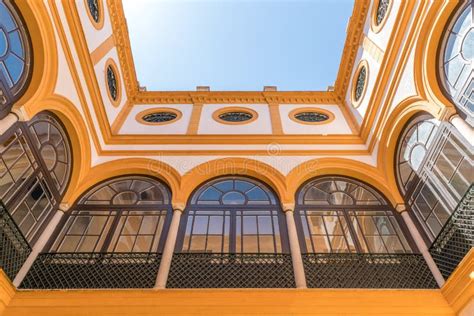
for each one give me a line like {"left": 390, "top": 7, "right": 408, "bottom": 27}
{"left": 438, "top": 0, "right": 473, "bottom": 125}
{"left": 0, "top": 0, "right": 33, "bottom": 119}
{"left": 46, "top": 176, "right": 173, "bottom": 254}
{"left": 176, "top": 176, "right": 289, "bottom": 254}
{"left": 0, "top": 112, "right": 72, "bottom": 245}
{"left": 395, "top": 113, "right": 473, "bottom": 241}
{"left": 295, "top": 176, "right": 415, "bottom": 254}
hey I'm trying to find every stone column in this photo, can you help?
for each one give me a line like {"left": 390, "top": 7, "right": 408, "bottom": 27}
{"left": 398, "top": 206, "right": 445, "bottom": 287}
{"left": 283, "top": 203, "right": 307, "bottom": 289}
{"left": 154, "top": 205, "right": 184, "bottom": 289}
{"left": 0, "top": 113, "right": 18, "bottom": 136}
{"left": 450, "top": 114, "right": 474, "bottom": 146}
{"left": 12, "top": 204, "right": 68, "bottom": 287}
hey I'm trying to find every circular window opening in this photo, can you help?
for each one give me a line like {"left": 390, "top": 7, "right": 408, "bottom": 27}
{"left": 294, "top": 111, "right": 329, "bottom": 123}
{"left": 136, "top": 108, "right": 182, "bottom": 125}
{"left": 219, "top": 111, "right": 253, "bottom": 122}
{"left": 375, "top": 0, "right": 390, "bottom": 26}
{"left": 143, "top": 112, "right": 177, "bottom": 123}
{"left": 213, "top": 107, "right": 258, "bottom": 124}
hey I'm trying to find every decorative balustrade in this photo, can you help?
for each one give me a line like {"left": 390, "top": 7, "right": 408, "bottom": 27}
{"left": 302, "top": 253, "right": 437, "bottom": 288}
{"left": 167, "top": 253, "right": 295, "bottom": 288}
{"left": 20, "top": 252, "right": 162, "bottom": 289}
{"left": 0, "top": 203, "right": 31, "bottom": 281}
{"left": 430, "top": 185, "right": 473, "bottom": 279}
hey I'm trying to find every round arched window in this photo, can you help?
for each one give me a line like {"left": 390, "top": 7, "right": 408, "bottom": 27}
{"left": 439, "top": 1, "right": 473, "bottom": 124}
{"left": 295, "top": 176, "right": 413, "bottom": 254}
{"left": 0, "top": 0, "right": 32, "bottom": 119}
{"left": 49, "top": 176, "right": 172, "bottom": 253}
{"left": 177, "top": 176, "right": 288, "bottom": 254}
{"left": 395, "top": 114, "right": 439, "bottom": 194}
{"left": 27, "top": 113, "right": 73, "bottom": 194}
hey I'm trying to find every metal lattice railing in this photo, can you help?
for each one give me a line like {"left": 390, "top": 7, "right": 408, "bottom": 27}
{"left": 302, "top": 253, "right": 437, "bottom": 288}
{"left": 430, "top": 185, "right": 474, "bottom": 279}
{"left": 0, "top": 203, "right": 31, "bottom": 281}
{"left": 20, "top": 252, "right": 162, "bottom": 289}
{"left": 167, "top": 253, "right": 295, "bottom": 288}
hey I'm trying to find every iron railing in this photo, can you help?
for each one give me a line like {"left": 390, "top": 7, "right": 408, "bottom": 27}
{"left": 167, "top": 253, "right": 295, "bottom": 288}
{"left": 0, "top": 203, "right": 31, "bottom": 281}
{"left": 430, "top": 184, "right": 473, "bottom": 279}
{"left": 20, "top": 252, "right": 162, "bottom": 289}
{"left": 302, "top": 253, "right": 437, "bottom": 288}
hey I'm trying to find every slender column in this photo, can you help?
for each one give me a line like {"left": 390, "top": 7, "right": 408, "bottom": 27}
{"left": 400, "top": 209, "right": 445, "bottom": 287}
{"left": 154, "top": 206, "right": 183, "bottom": 289}
{"left": 283, "top": 204, "right": 307, "bottom": 289}
{"left": 12, "top": 205, "right": 67, "bottom": 287}
{"left": 450, "top": 114, "right": 474, "bottom": 146}
{"left": 0, "top": 113, "right": 18, "bottom": 135}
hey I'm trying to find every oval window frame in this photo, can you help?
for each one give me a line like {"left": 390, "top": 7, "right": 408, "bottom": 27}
{"left": 288, "top": 107, "right": 335, "bottom": 125}
{"left": 212, "top": 107, "right": 258, "bottom": 125}
{"left": 351, "top": 60, "right": 369, "bottom": 108}
{"left": 136, "top": 107, "right": 183, "bottom": 125}
{"left": 371, "top": 0, "right": 393, "bottom": 33}
{"left": 84, "top": 0, "right": 104, "bottom": 30}
{"left": 104, "top": 58, "right": 121, "bottom": 107}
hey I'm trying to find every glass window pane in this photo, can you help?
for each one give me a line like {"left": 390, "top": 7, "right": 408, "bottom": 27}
{"left": 69, "top": 216, "right": 91, "bottom": 235}
{"left": 133, "top": 236, "right": 153, "bottom": 252}
{"left": 382, "top": 236, "right": 404, "bottom": 253}
{"left": 206, "top": 236, "right": 222, "bottom": 253}
{"left": 190, "top": 236, "right": 206, "bottom": 252}
{"left": 192, "top": 216, "right": 208, "bottom": 234}
{"left": 122, "top": 216, "right": 142, "bottom": 235}
{"left": 259, "top": 235, "right": 275, "bottom": 253}
{"left": 312, "top": 235, "right": 330, "bottom": 253}
{"left": 58, "top": 236, "right": 81, "bottom": 252}
{"left": 242, "top": 236, "right": 258, "bottom": 253}
{"left": 77, "top": 236, "right": 99, "bottom": 252}
{"left": 258, "top": 216, "right": 273, "bottom": 234}
{"left": 115, "top": 235, "right": 136, "bottom": 252}
{"left": 139, "top": 216, "right": 159, "bottom": 235}
{"left": 365, "top": 236, "right": 386, "bottom": 253}
{"left": 208, "top": 216, "right": 223, "bottom": 234}
{"left": 243, "top": 216, "right": 257, "bottom": 234}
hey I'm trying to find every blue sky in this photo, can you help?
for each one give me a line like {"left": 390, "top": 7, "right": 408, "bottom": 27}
{"left": 122, "top": 0, "right": 354, "bottom": 91}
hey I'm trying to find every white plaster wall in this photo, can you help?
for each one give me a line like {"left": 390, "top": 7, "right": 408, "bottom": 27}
{"left": 76, "top": 0, "right": 113, "bottom": 52}
{"left": 198, "top": 104, "right": 272, "bottom": 134}
{"left": 93, "top": 154, "right": 377, "bottom": 176}
{"left": 48, "top": 3, "right": 100, "bottom": 162}
{"left": 94, "top": 48, "right": 128, "bottom": 124}
{"left": 389, "top": 48, "right": 417, "bottom": 113}
{"left": 120, "top": 104, "right": 193, "bottom": 134}
{"left": 279, "top": 104, "right": 352, "bottom": 134}
{"left": 346, "top": 46, "right": 381, "bottom": 124}
{"left": 367, "top": 0, "right": 402, "bottom": 51}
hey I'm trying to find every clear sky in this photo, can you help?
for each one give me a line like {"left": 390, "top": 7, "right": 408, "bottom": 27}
{"left": 122, "top": 0, "right": 354, "bottom": 91}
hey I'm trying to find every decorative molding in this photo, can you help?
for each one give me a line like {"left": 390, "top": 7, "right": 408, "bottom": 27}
{"left": 212, "top": 106, "right": 259, "bottom": 125}
{"left": 0, "top": 270, "right": 15, "bottom": 314}
{"left": 362, "top": 35, "right": 384, "bottom": 63}
{"left": 288, "top": 107, "right": 335, "bottom": 125}
{"left": 441, "top": 249, "right": 474, "bottom": 314}
{"left": 135, "top": 107, "right": 183, "bottom": 126}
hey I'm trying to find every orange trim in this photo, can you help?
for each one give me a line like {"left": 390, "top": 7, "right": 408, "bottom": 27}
{"left": 268, "top": 104, "right": 283, "bottom": 134}
{"left": 187, "top": 103, "right": 203, "bottom": 134}
{"left": 90, "top": 34, "right": 115, "bottom": 65}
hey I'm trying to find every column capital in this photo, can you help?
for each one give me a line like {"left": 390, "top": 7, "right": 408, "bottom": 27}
{"left": 172, "top": 202, "right": 186, "bottom": 212}
{"left": 59, "top": 203, "right": 71, "bottom": 212}
{"left": 395, "top": 203, "right": 408, "bottom": 213}
{"left": 281, "top": 202, "right": 295, "bottom": 213}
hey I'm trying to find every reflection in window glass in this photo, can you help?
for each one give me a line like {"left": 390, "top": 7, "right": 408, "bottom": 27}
{"left": 296, "top": 177, "right": 413, "bottom": 254}
{"left": 440, "top": 0, "right": 473, "bottom": 121}
{"left": 180, "top": 177, "right": 287, "bottom": 254}
{"left": 49, "top": 176, "right": 172, "bottom": 253}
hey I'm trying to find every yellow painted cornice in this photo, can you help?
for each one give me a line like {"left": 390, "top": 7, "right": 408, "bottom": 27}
{"left": 0, "top": 270, "right": 15, "bottom": 315}
{"left": 441, "top": 249, "right": 474, "bottom": 314}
